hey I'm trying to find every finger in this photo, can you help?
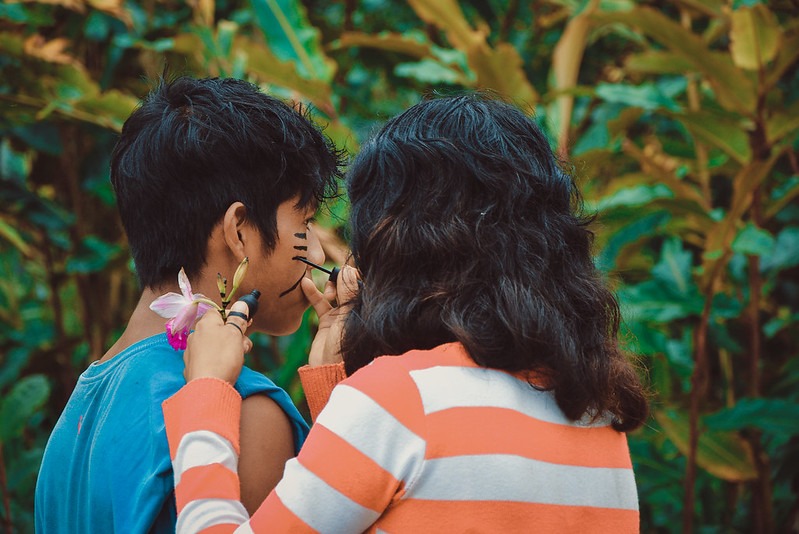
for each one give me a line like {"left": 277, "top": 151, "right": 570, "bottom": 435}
{"left": 336, "top": 265, "right": 361, "bottom": 305}
{"left": 301, "top": 277, "right": 333, "bottom": 316}
{"left": 226, "top": 300, "right": 251, "bottom": 335}
{"left": 323, "top": 281, "right": 337, "bottom": 304}
{"left": 197, "top": 307, "right": 225, "bottom": 327}
{"left": 242, "top": 337, "right": 253, "bottom": 354}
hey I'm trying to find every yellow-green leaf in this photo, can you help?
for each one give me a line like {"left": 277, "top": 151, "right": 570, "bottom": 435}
{"left": 233, "top": 36, "right": 334, "bottom": 115}
{"left": 334, "top": 32, "right": 433, "bottom": 59}
{"left": 730, "top": 4, "right": 781, "bottom": 71}
{"left": 625, "top": 51, "right": 694, "bottom": 75}
{"left": 593, "top": 7, "right": 756, "bottom": 114}
{"left": 0, "top": 219, "right": 32, "bottom": 257}
{"left": 654, "top": 409, "right": 757, "bottom": 482}
{"left": 406, "top": 0, "right": 538, "bottom": 105}
{"left": 677, "top": 111, "right": 752, "bottom": 165}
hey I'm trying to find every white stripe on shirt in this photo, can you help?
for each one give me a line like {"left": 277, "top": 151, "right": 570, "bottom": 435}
{"left": 275, "top": 458, "right": 381, "bottom": 534}
{"left": 410, "top": 454, "right": 638, "bottom": 510}
{"left": 315, "top": 384, "right": 426, "bottom": 482}
{"left": 176, "top": 498, "right": 249, "bottom": 533}
{"left": 409, "top": 366, "right": 612, "bottom": 427}
{"left": 173, "top": 430, "right": 238, "bottom": 486}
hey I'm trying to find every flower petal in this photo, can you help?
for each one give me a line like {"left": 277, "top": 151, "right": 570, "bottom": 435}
{"left": 171, "top": 301, "right": 200, "bottom": 334}
{"left": 149, "top": 292, "right": 190, "bottom": 319}
{"left": 178, "top": 267, "right": 193, "bottom": 300}
{"left": 165, "top": 318, "right": 189, "bottom": 351}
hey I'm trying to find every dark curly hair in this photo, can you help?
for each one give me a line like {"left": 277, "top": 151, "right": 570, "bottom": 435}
{"left": 341, "top": 94, "right": 647, "bottom": 432}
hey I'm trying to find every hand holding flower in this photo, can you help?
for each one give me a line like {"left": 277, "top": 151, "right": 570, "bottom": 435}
{"left": 182, "top": 299, "right": 254, "bottom": 385}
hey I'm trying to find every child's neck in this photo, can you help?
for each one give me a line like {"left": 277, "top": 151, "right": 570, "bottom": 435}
{"left": 98, "top": 287, "right": 170, "bottom": 364}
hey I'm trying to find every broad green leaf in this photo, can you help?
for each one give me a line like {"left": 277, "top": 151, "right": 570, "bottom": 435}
{"left": 676, "top": 111, "right": 752, "bottom": 165}
{"left": 654, "top": 409, "right": 757, "bottom": 482}
{"left": 233, "top": 36, "right": 334, "bottom": 113}
{"left": 406, "top": 0, "right": 538, "bottom": 105}
{"left": 334, "top": 31, "right": 433, "bottom": 59}
{"left": 249, "top": 0, "right": 334, "bottom": 81}
{"left": 729, "top": 4, "right": 781, "bottom": 70}
{"left": 595, "top": 184, "right": 674, "bottom": 211}
{"left": 596, "top": 82, "right": 681, "bottom": 111}
{"left": 766, "top": 99, "right": 799, "bottom": 144}
{"left": 596, "top": 211, "right": 670, "bottom": 271}
{"left": 0, "top": 375, "right": 50, "bottom": 442}
{"left": 761, "top": 226, "right": 799, "bottom": 272}
{"left": 592, "top": 7, "right": 756, "bottom": 113}
{"left": 704, "top": 398, "right": 799, "bottom": 436}
{"left": 652, "top": 238, "right": 695, "bottom": 295}
{"left": 731, "top": 223, "right": 775, "bottom": 256}
{"left": 624, "top": 51, "right": 694, "bottom": 75}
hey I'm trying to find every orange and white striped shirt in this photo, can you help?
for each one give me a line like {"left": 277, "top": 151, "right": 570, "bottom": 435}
{"left": 163, "top": 342, "right": 639, "bottom": 533}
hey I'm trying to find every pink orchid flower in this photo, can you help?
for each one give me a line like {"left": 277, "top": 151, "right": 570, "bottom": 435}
{"left": 149, "top": 268, "right": 216, "bottom": 350}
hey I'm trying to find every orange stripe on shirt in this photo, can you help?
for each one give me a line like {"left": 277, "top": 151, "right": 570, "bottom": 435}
{"left": 340, "top": 360, "right": 426, "bottom": 437}
{"left": 163, "top": 378, "right": 242, "bottom": 460}
{"left": 425, "top": 406, "right": 632, "bottom": 468}
{"left": 392, "top": 343, "right": 479, "bottom": 371}
{"left": 377, "top": 499, "right": 640, "bottom": 534}
{"left": 175, "top": 463, "right": 240, "bottom": 514}
{"left": 297, "top": 424, "right": 404, "bottom": 510}
{"left": 249, "top": 491, "right": 316, "bottom": 533}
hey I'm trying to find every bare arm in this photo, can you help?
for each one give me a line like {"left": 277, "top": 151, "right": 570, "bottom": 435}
{"left": 239, "top": 394, "right": 294, "bottom": 514}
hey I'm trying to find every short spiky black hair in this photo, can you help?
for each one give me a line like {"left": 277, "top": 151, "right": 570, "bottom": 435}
{"left": 110, "top": 76, "right": 343, "bottom": 288}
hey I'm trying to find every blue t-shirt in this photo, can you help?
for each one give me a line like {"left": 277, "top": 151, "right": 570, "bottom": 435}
{"left": 35, "top": 333, "right": 309, "bottom": 533}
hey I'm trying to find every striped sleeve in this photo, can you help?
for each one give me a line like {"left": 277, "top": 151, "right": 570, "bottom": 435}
{"left": 164, "top": 360, "right": 427, "bottom": 533}
{"left": 162, "top": 378, "right": 252, "bottom": 534}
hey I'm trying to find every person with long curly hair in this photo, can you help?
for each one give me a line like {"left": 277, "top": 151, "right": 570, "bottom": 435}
{"left": 162, "top": 94, "right": 649, "bottom": 533}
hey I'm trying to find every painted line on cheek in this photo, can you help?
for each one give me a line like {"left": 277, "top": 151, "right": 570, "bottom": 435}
{"left": 294, "top": 233, "right": 307, "bottom": 239}
{"left": 278, "top": 275, "right": 305, "bottom": 298}
{"left": 294, "top": 245, "right": 308, "bottom": 251}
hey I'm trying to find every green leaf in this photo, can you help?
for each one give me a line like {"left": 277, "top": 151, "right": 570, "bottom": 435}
{"left": 334, "top": 31, "right": 433, "bottom": 59}
{"left": 592, "top": 7, "right": 756, "bottom": 113}
{"left": 0, "top": 218, "right": 32, "bottom": 257}
{"left": 0, "top": 375, "right": 50, "bottom": 442}
{"left": 394, "top": 59, "right": 466, "bottom": 85}
{"left": 704, "top": 398, "right": 799, "bottom": 436}
{"left": 596, "top": 82, "right": 681, "bottom": 112}
{"left": 731, "top": 223, "right": 775, "bottom": 256}
{"left": 676, "top": 111, "right": 752, "bottom": 165}
{"left": 729, "top": 4, "right": 781, "bottom": 70}
{"left": 249, "top": 0, "right": 334, "bottom": 81}
{"left": 652, "top": 238, "right": 695, "bottom": 295}
{"left": 595, "top": 184, "right": 674, "bottom": 211}
{"left": 654, "top": 409, "right": 757, "bottom": 482}
{"left": 65, "top": 236, "right": 122, "bottom": 274}
{"left": 761, "top": 226, "right": 799, "bottom": 271}
{"left": 624, "top": 51, "right": 695, "bottom": 75}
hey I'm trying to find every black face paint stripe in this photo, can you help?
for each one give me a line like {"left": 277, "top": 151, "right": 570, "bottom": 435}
{"left": 294, "top": 245, "right": 308, "bottom": 251}
{"left": 279, "top": 274, "right": 305, "bottom": 298}
{"left": 294, "top": 233, "right": 307, "bottom": 239}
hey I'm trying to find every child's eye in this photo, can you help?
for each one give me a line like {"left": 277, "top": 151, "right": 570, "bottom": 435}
{"left": 305, "top": 217, "right": 317, "bottom": 227}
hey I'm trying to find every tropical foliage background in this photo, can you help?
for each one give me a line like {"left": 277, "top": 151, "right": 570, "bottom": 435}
{"left": 1, "top": 0, "right": 798, "bottom": 532}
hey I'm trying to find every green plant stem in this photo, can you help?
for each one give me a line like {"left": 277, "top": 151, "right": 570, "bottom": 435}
{"left": 0, "top": 443, "right": 11, "bottom": 534}
{"left": 683, "top": 291, "right": 712, "bottom": 534}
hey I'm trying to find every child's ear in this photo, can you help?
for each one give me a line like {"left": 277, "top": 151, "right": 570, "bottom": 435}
{"left": 222, "top": 202, "right": 249, "bottom": 260}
